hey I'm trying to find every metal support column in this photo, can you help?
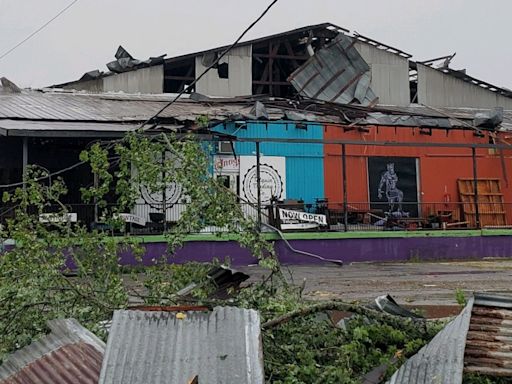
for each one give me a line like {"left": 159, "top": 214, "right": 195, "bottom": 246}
{"left": 22, "top": 137, "right": 28, "bottom": 189}
{"left": 162, "top": 152, "right": 167, "bottom": 233}
{"left": 93, "top": 173, "right": 99, "bottom": 223}
{"left": 342, "top": 144, "right": 348, "bottom": 232}
{"left": 256, "top": 141, "right": 262, "bottom": 230}
{"left": 472, "top": 146, "right": 480, "bottom": 229}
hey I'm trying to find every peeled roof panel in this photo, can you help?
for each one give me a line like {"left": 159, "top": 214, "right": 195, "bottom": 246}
{"left": 99, "top": 307, "right": 264, "bottom": 384}
{"left": 288, "top": 34, "right": 378, "bottom": 106}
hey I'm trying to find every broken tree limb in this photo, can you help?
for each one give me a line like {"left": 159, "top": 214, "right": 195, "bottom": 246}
{"left": 261, "top": 300, "right": 425, "bottom": 330}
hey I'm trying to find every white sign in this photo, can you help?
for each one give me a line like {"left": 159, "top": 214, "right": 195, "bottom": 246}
{"left": 115, "top": 213, "right": 146, "bottom": 226}
{"left": 279, "top": 208, "right": 327, "bottom": 226}
{"left": 240, "top": 156, "right": 286, "bottom": 204}
{"left": 39, "top": 213, "right": 78, "bottom": 223}
{"left": 281, "top": 223, "right": 319, "bottom": 231}
{"left": 214, "top": 156, "right": 240, "bottom": 174}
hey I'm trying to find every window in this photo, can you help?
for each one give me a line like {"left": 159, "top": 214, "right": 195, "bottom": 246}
{"left": 217, "top": 62, "right": 229, "bottom": 79}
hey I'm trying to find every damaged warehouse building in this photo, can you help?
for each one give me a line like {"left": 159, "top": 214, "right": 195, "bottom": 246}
{"left": 1, "top": 23, "right": 512, "bottom": 263}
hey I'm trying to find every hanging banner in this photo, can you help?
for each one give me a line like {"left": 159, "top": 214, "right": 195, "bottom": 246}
{"left": 279, "top": 208, "right": 327, "bottom": 226}
{"left": 240, "top": 156, "right": 286, "bottom": 204}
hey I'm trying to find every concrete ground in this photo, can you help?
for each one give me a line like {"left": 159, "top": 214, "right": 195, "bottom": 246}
{"left": 240, "top": 259, "right": 512, "bottom": 307}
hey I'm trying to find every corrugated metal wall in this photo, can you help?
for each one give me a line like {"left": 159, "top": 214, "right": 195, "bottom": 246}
{"left": 103, "top": 65, "right": 164, "bottom": 94}
{"left": 354, "top": 42, "right": 411, "bottom": 106}
{"left": 195, "top": 46, "right": 252, "bottom": 97}
{"left": 214, "top": 121, "right": 324, "bottom": 203}
{"left": 417, "top": 64, "right": 512, "bottom": 109}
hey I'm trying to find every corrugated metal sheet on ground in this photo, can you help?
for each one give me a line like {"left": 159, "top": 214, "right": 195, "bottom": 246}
{"left": 387, "top": 297, "right": 474, "bottom": 384}
{"left": 99, "top": 307, "right": 264, "bottom": 384}
{"left": 465, "top": 293, "right": 512, "bottom": 377}
{"left": 0, "top": 318, "right": 105, "bottom": 384}
{"left": 288, "top": 33, "right": 378, "bottom": 106}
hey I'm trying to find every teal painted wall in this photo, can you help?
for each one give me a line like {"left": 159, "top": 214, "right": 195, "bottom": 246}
{"left": 213, "top": 121, "right": 324, "bottom": 204}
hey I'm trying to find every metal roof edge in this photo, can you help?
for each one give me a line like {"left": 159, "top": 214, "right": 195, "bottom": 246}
{"left": 0, "top": 318, "right": 105, "bottom": 381}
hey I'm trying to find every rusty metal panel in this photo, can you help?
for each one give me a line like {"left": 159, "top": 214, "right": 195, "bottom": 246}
{"left": 288, "top": 33, "right": 378, "bottom": 106}
{"left": 0, "top": 319, "right": 105, "bottom": 384}
{"left": 99, "top": 307, "right": 264, "bottom": 384}
{"left": 464, "top": 293, "right": 512, "bottom": 377}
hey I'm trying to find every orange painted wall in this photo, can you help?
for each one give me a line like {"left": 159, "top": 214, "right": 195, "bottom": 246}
{"left": 323, "top": 125, "right": 512, "bottom": 213}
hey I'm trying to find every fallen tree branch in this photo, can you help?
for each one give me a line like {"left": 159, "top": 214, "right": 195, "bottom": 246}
{"left": 261, "top": 300, "right": 425, "bottom": 330}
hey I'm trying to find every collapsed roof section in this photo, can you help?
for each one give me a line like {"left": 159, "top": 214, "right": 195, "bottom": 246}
{"left": 0, "top": 89, "right": 510, "bottom": 139}
{"left": 106, "top": 46, "right": 166, "bottom": 74}
{"left": 288, "top": 34, "right": 379, "bottom": 106}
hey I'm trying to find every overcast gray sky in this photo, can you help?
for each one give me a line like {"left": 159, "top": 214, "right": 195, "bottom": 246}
{"left": 1, "top": 0, "right": 510, "bottom": 89}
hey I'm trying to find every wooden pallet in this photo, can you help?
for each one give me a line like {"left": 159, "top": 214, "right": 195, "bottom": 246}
{"left": 457, "top": 178, "right": 506, "bottom": 227}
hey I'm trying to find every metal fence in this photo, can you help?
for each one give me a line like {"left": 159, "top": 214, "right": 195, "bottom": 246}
{"left": 1, "top": 200, "right": 511, "bottom": 234}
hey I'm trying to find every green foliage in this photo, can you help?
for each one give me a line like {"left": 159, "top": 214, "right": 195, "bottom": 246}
{"left": 0, "top": 132, "right": 442, "bottom": 384}
{"left": 455, "top": 288, "right": 467, "bottom": 306}
{"left": 261, "top": 310, "right": 440, "bottom": 384}
{"left": 0, "top": 167, "right": 133, "bottom": 358}
{"left": 0, "top": 132, "right": 276, "bottom": 362}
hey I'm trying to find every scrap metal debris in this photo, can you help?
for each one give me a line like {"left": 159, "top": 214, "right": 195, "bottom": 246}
{"left": 106, "top": 46, "right": 166, "bottom": 74}
{"left": 387, "top": 292, "right": 512, "bottom": 384}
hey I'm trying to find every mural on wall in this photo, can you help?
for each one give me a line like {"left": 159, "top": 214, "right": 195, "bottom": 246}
{"left": 368, "top": 157, "right": 419, "bottom": 217}
{"left": 132, "top": 154, "right": 184, "bottom": 223}
{"left": 240, "top": 156, "right": 286, "bottom": 205}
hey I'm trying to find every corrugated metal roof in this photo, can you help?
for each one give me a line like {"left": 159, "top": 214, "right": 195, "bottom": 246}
{"left": 464, "top": 293, "right": 512, "bottom": 377}
{"left": 0, "top": 120, "right": 141, "bottom": 137}
{"left": 0, "top": 318, "right": 105, "bottom": 384}
{"left": 0, "top": 91, "right": 343, "bottom": 125}
{"left": 387, "top": 297, "right": 474, "bottom": 384}
{"left": 288, "top": 34, "right": 378, "bottom": 106}
{"left": 99, "top": 307, "right": 264, "bottom": 384}
{"left": 1, "top": 90, "right": 510, "bottom": 132}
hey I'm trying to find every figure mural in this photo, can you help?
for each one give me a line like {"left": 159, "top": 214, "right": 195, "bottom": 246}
{"left": 377, "top": 162, "right": 409, "bottom": 218}
{"left": 369, "top": 156, "right": 419, "bottom": 220}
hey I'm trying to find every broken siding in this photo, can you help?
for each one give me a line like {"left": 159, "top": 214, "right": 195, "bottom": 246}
{"left": 417, "top": 64, "right": 512, "bottom": 109}
{"left": 354, "top": 41, "right": 410, "bottom": 106}
{"left": 195, "top": 45, "right": 252, "bottom": 97}
{"left": 103, "top": 65, "right": 164, "bottom": 94}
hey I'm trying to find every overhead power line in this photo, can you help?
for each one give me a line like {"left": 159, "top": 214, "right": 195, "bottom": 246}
{"left": 0, "top": 0, "right": 80, "bottom": 62}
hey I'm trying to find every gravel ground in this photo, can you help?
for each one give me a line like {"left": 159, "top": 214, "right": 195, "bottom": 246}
{"left": 239, "top": 259, "right": 512, "bottom": 306}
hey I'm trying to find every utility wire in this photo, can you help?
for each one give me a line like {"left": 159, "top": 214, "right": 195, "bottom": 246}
{"left": 138, "top": 0, "right": 279, "bottom": 130}
{"left": 0, "top": 0, "right": 80, "bottom": 62}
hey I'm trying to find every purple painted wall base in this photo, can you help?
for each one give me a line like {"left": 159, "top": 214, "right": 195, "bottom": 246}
{"left": 119, "top": 236, "right": 512, "bottom": 266}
